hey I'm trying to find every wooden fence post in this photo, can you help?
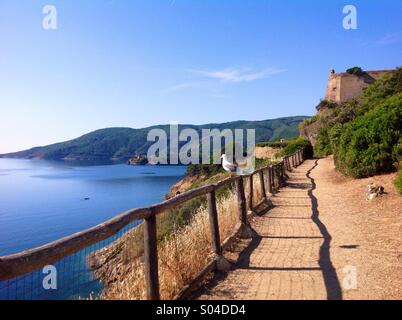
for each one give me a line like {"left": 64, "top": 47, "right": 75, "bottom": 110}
{"left": 207, "top": 190, "right": 231, "bottom": 270}
{"left": 235, "top": 177, "right": 253, "bottom": 238}
{"left": 207, "top": 190, "right": 221, "bottom": 256}
{"left": 287, "top": 157, "right": 292, "bottom": 171}
{"left": 258, "top": 170, "right": 267, "bottom": 200}
{"left": 235, "top": 177, "right": 247, "bottom": 224}
{"left": 144, "top": 213, "right": 160, "bottom": 300}
{"left": 248, "top": 174, "right": 253, "bottom": 212}
{"left": 267, "top": 166, "right": 273, "bottom": 194}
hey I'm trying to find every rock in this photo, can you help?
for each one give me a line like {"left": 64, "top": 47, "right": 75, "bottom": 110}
{"left": 165, "top": 174, "right": 200, "bottom": 199}
{"left": 128, "top": 155, "right": 148, "bottom": 165}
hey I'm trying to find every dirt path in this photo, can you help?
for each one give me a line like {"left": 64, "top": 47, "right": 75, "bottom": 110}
{"left": 195, "top": 157, "right": 401, "bottom": 300}
{"left": 312, "top": 157, "right": 401, "bottom": 299}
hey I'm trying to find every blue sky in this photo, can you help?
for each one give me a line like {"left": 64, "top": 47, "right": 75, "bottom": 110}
{"left": 0, "top": 0, "right": 401, "bottom": 153}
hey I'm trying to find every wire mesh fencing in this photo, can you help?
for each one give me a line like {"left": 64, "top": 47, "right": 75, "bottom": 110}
{"left": 0, "top": 220, "right": 141, "bottom": 300}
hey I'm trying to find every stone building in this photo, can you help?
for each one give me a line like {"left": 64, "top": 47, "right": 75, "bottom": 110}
{"left": 324, "top": 68, "right": 395, "bottom": 103}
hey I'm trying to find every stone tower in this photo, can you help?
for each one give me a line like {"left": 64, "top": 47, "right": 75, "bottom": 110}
{"left": 324, "top": 68, "right": 395, "bottom": 103}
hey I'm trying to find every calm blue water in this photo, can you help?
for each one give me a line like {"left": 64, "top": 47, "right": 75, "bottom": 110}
{"left": 0, "top": 159, "right": 185, "bottom": 299}
{"left": 0, "top": 159, "right": 185, "bottom": 255}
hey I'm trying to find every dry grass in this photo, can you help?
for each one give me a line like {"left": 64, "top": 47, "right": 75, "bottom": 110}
{"left": 98, "top": 172, "right": 266, "bottom": 300}
{"left": 244, "top": 173, "right": 266, "bottom": 209}
{"left": 101, "top": 189, "right": 238, "bottom": 299}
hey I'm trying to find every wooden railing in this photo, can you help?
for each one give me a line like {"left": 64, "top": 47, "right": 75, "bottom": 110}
{"left": 0, "top": 149, "right": 306, "bottom": 300}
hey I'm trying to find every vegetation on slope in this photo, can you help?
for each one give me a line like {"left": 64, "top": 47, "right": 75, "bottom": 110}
{"left": 395, "top": 169, "right": 402, "bottom": 194}
{"left": 310, "top": 67, "right": 402, "bottom": 178}
{"left": 256, "top": 140, "right": 289, "bottom": 148}
{"left": 331, "top": 94, "right": 401, "bottom": 177}
{"left": 277, "top": 137, "right": 313, "bottom": 158}
{"left": 299, "top": 115, "right": 318, "bottom": 130}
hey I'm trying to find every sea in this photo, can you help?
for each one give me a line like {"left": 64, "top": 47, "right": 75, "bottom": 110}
{"left": 0, "top": 158, "right": 186, "bottom": 299}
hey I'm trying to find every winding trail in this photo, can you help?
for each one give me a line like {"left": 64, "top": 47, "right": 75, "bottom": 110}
{"left": 195, "top": 159, "right": 342, "bottom": 300}
{"left": 195, "top": 157, "right": 401, "bottom": 300}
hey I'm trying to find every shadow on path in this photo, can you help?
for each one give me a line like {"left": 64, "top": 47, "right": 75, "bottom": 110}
{"left": 192, "top": 159, "right": 343, "bottom": 300}
{"left": 306, "top": 159, "right": 343, "bottom": 300}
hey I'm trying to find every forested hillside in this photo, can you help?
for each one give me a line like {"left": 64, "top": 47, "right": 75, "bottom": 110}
{"left": 1, "top": 116, "right": 308, "bottom": 161}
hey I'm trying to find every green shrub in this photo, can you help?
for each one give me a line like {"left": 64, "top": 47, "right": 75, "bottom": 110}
{"left": 392, "top": 139, "right": 402, "bottom": 165}
{"left": 332, "top": 99, "right": 360, "bottom": 123}
{"left": 395, "top": 169, "right": 402, "bottom": 194}
{"left": 346, "top": 66, "right": 365, "bottom": 76}
{"left": 255, "top": 157, "right": 271, "bottom": 168}
{"left": 157, "top": 196, "right": 207, "bottom": 241}
{"left": 256, "top": 140, "right": 289, "bottom": 148}
{"left": 186, "top": 163, "right": 223, "bottom": 177}
{"left": 277, "top": 138, "right": 313, "bottom": 158}
{"left": 359, "top": 68, "right": 402, "bottom": 115}
{"left": 333, "top": 93, "right": 402, "bottom": 177}
{"left": 316, "top": 99, "right": 338, "bottom": 111}
{"left": 314, "top": 127, "right": 332, "bottom": 157}
{"left": 299, "top": 116, "right": 318, "bottom": 129}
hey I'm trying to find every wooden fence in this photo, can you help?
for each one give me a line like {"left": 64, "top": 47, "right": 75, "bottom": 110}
{"left": 0, "top": 149, "right": 306, "bottom": 300}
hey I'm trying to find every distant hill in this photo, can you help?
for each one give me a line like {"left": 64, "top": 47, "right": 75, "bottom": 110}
{"left": 0, "top": 116, "right": 309, "bottom": 161}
